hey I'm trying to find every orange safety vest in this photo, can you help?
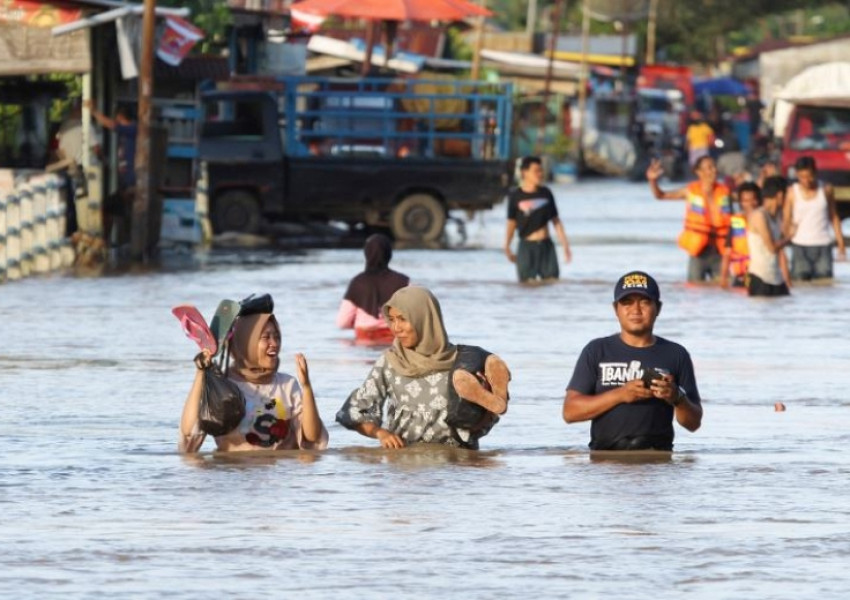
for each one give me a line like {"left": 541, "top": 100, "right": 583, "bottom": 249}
{"left": 677, "top": 181, "right": 732, "bottom": 257}
{"left": 726, "top": 213, "right": 749, "bottom": 278}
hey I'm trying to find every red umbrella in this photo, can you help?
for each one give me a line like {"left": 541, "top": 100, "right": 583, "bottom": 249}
{"left": 292, "top": 0, "right": 492, "bottom": 74}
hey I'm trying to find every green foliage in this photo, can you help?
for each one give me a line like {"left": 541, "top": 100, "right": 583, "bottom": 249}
{"left": 46, "top": 74, "right": 82, "bottom": 122}
{"left": 653, "top": 0, "right": 842, "bottom": 63}
{"left": 488, "top": 0, "right": 531, "bottom": 30}
{"left": 484, "top": 0, "right": 847, "bottom": 65}
{"left": 544, "top": 132, "right": 574, "bottom": 160}
{"left": 446, "top": 25, "right": 474, "bottom": 62}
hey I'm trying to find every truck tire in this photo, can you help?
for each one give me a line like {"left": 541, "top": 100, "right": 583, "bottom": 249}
{"left": 212, "top": 190, "right": 261, "bottom": 234}
{"left": 390, "top": 193, "right": 446, "bottom": 242}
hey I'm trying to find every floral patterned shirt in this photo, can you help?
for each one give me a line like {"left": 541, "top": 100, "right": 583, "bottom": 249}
{"left": 337, "top": 353, "right": 476, "bottom": 448}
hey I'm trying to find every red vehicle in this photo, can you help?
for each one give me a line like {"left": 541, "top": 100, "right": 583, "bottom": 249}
{"left": 636, "top": 65, "right": 694, "bottom": 114}
{"left": 780, "top": 104, "right": 850, "bottom": 221}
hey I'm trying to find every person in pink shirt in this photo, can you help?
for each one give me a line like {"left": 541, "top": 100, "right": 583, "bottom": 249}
{"left": 337, "top": 234, "right": 410, "bottom": 344}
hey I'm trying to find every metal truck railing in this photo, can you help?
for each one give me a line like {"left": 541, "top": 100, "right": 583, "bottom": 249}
{"left": 273, "top": 76, "right": 513, "bottom": 161}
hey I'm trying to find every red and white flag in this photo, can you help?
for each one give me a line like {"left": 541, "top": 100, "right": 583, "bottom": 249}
{"left": 290, "top": 8, "right": 326, "bottom": 33}
{"left": 156, "top": 16, "right": 204, "bottom": 67}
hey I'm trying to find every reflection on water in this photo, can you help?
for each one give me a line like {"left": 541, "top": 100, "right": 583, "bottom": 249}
{"left": 1, "top": 180, "right": 849, "bottom": 598}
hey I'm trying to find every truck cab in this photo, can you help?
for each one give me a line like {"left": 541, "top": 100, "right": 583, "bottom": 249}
{"left": 198, "top": 91, "right": 285, "bottom": 233}
{"left": 780, "top": 104, "right": 850, "bottom": 221}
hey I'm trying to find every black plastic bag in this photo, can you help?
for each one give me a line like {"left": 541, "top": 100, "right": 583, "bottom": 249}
{"left": 199, "top": 363, "right": 246, "bottom": 437}
{"left": 239, "top": 293, "right": 274, "bottom": 316}
{"left": 446, "top": 344, "right": 493, "bottom": 431}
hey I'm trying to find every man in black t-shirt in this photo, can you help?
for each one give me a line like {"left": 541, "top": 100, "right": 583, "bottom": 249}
{"left": 504, "top": 156, "right": 572, "bottom": 282}
{"left": 563, "top": 271, "right": 703, "bottom": 451}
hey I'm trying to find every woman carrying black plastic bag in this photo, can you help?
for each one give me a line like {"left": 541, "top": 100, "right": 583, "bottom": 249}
{"left": 336, "top": 286, "right": 511, "bottom": 450}
{"left": 179, "top": 298, "right": 328, "bottom": 453}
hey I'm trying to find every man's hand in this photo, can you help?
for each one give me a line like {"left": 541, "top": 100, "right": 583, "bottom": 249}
{"left": 646, "top": 158, "right": 664, "bottom": 182}
{"left": 622, "top": 378, "right": 654, "bottom": 403}
{"left": 504, "top": 247, "right": 516, "bottom": 263}
{"left": 648, "top": 373, "right": 680, "bottom": 406}
{"left": 837, "top": 247, "right": 847, "bottom": 262}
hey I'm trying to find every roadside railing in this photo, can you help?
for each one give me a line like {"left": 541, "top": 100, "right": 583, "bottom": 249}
{"left": 0, "top": 171, "right": 74, "bottom": 283}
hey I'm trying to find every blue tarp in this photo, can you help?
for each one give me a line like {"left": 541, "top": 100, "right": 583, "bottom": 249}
{"left": 693, "top": 77, "right": 749, "bottom": 97}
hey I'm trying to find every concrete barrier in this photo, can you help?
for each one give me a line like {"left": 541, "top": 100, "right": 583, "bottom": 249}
{"left": 0, "top": 170, "right": 73, "bottom": 284}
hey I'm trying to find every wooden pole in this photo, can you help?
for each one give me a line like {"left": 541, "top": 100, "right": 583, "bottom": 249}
{"left": 384, "top": 20, "right": 398, "bottom": 67}
{"left": 536, "top": 0, "right": 564, "bottom": 155}
{"left": 361, "top": 20, "right": 377, "bottom": 76}
{"left": 470, "top": 0, "right": 487, "bottom": 80}
{"left": 576, "top": 0, "right": 590, "bottom": 170}
{"left": 132, "top": 0, "right": 156, "bottom": 263}
{"left": 646, "top": 0, "right": 658, "bottom": 65}
{"left": 525, "top": 0, "right": 538, "bottom": 39}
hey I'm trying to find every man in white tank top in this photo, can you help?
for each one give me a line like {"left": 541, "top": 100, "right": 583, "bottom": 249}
{"left": 782, "top": 156, "right": 846, "bottom": 281}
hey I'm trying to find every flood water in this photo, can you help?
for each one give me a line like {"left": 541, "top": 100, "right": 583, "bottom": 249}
{"left": 2, "top": 179, "right": 849, "bottom": 599}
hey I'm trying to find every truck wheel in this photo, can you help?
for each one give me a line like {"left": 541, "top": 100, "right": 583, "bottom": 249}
{"left": 390, "top": 193, "right": 446, "bottom": 242}
{"left": 212, "top": 190, "right": 261, "bottom": 234}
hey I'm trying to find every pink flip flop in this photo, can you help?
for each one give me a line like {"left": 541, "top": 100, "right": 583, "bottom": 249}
{"left": 172, "top": 304, "right": 217, "bottom": 355}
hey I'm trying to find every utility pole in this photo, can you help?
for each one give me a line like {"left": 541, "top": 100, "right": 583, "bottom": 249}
{"left": 646, "top": 0, "right": 658, "bottom": 65}
{"left": 537, "top": 0, "right": 564, "bottom": 155}
{"left": 526, "top": 0, "right": 538, "bottom": 39}
{"left": 470, "top": 0, "right": 487, "bottom": 80}
{"left": 361, "top": 20, "right": 376, "bottom": 76}
{"left": 133, "top": 0, "right": 156, "bottom": 263}
{"left": 576, "top": 0, "right": 590, "bottom": 170}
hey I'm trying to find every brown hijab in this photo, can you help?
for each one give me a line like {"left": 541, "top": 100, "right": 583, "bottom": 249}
{"left": 382, "top": 286, "right": 457, "bottom": 377}
{"left": 230, "top": 313, "right": 279, "bottom": 384}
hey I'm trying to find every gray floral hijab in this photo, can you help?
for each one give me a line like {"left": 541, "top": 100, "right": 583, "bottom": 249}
{"left": 382, "top": 286, "right": 457, "bottom": 377}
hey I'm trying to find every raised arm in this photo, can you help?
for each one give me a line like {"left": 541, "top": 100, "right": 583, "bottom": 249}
{"left": 294, "top": 353, "right": 325, "bottom": 444}
{"left": 84, "top": 100, "right": 117, "bottom": 130}
{"left": 646, "top": 159, "right": 687, "bottom": 200}
{"left": 179, "top": 351, "right": 211, "bottom": 453}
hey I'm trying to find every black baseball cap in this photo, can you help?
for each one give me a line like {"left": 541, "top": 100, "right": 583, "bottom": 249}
{"left": 614, "top": 271, "right": 660, "bottom": 302}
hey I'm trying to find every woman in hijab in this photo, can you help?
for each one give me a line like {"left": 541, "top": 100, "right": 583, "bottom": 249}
{"left": 336, "top": 286, "right": 511, "bottom": 450}
{"left": 336, "top": 234, "right": 409, "bottom": 344}
{"left": 179, "top": 301, "right": 328, "bottom": 453}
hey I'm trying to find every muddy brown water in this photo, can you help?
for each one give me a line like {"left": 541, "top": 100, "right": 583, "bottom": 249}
{"left": 1, "top": 179, "right": 848, "bottom": 598}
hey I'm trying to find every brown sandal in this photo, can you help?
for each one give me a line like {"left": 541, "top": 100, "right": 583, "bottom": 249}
{"left": 484, "top": 354, "right": 511, "bottom": 403}
{"left": 452, "top": 370, "right": 507, "bottom": 415}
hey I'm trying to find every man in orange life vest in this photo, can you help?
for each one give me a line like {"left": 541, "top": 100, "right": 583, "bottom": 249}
{"left": 647, "top": 156, "right": 732, "bottom": 283}
{"left": 719, "top": 181, "right": 761, "bottom": 289}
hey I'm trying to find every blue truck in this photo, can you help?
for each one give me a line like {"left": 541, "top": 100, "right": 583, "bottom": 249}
{"left": 197, "top": 76, "right": 513, "bottom": 242}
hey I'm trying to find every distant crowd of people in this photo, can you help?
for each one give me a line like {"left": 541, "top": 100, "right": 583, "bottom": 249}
{"left": 648, "top": 153, "right": 845, "bottom": 294}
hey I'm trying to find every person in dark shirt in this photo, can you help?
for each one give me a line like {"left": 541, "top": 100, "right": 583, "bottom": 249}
{"left": 563, "top": 271, "right": 703, "bottom": 451}
{"left": 86, "top": 101, "right": 137, "bottom": 244}
{"left": 504, "top": 156, "right": 572, "bottom": 282}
